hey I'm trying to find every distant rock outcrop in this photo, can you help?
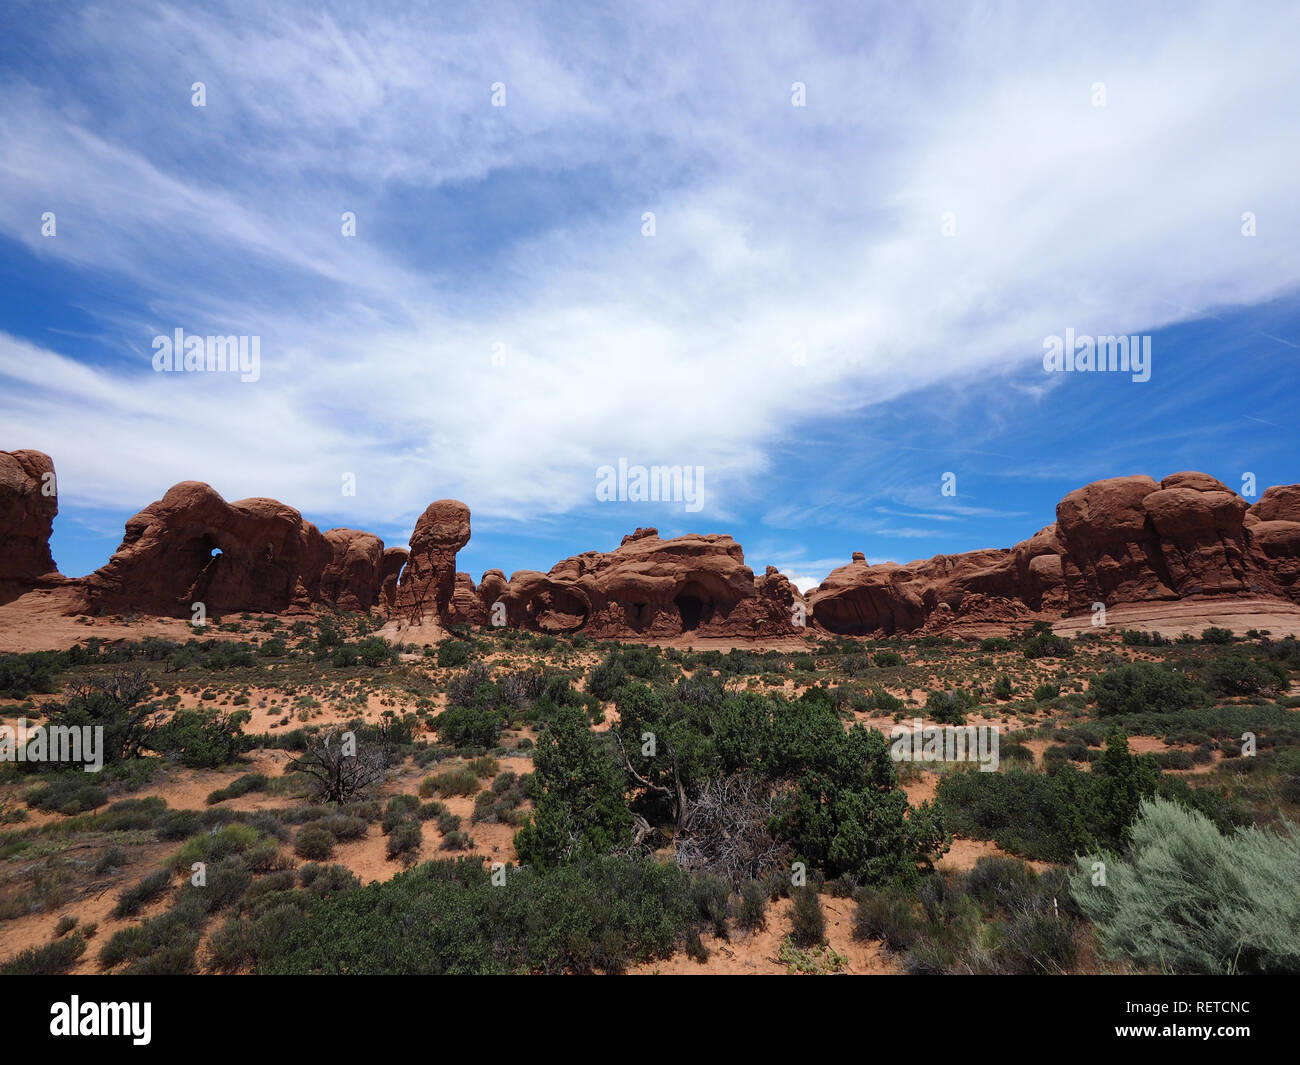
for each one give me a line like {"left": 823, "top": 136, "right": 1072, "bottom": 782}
{"left": 0, "top": 449, "right": 61, "bottom": 604}
{"left": 1056, "top": 472, "right": 1252, "bottom": 608}
{"left": 5, "top": 449, "right": 1298, "bottom": 639}
{"left": 494, "top": 528, "right": 804, "bottom": 637}
{"left": 1246, "top": 485, "right": 1300, "bottom": 601}
{"left": 82, "top": 482, "right": 391, "bottom": 617}
{"left": 809, "top": 471, "right": 1297, "bottom": 634}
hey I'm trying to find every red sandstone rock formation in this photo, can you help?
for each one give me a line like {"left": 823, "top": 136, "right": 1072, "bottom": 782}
{"left": 394, "top": 500, "right": 471, "bottom": 623}
{"left": 82, "top": 482, "right": 391, "bottom": 617}
{"left": 495, "top": 528, "right": 804, "bottom": 637}
{"left": 809, "top": 471, "right": 1295, "bottom": 635}
{"left": 379, "top": 548, "right": 409, "bottom": 613}
{"left": 314, "top": 529, "right": 386, "bottom": 613}
{"left": 1246, "top": 485, "right": 1300, "bottom": 601}
{"left": 1056, "top": 472, "right": 1252, "bottom": 610}
{"left": 450, "top": 572, "right": 488, "bottom": 626}
{"left": 6, "top": 449, "right": 1299, "bottom": 639}
{"left": 0, "top": 449, "right": 61, "bottom": 604}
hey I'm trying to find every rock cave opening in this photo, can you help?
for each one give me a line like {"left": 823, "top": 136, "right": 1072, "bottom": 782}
{"left": 674, "top": 593, "right": 706, "bottom": 631}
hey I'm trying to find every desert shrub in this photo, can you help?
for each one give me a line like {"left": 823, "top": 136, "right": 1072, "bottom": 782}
{"left": 206, "top": 773, "right": 269, "bottom": 805}
{"left": 0, "top": 931, "right": 86, "bottom": 975}
{"left": 329, "top": 645, "right": 359, "bottom": 667}
{"left": 1033, "top": 682, "right": 1060, "bottom": 703}
{"left": 24, "top": 776, "right": 108, "bottom": 815}
{"left": 440, "top": 829, "right": 473, "bottom": 851}
{"left": 435, "top": 702, "right": 505, "bottom": 748}
{"left": 354, "top": 637, "right": 397, "bottom": 667}
{"left": 737, "top": 879, "right": 767, "bottom": 931}
{"left": 0, "top": 651, "right": 61, "bottom": 698}
{"left": 937, "top": 766, "right": 1084, "bottom": 862}
{"left": 938, "top": 734, "right": 1157, "bottom": 861}
{"left": 1092, "top": 661, "right": 1205, "bottom": 717}
{"left": 320, "top": 813, "right": 367, "bottom": 841}
{"left": 684, "top": 931, "right": 709, "bottom": 962}
{"left": 419, "top": 800, "right": 447, "bottom": 821}
{"left": 688, "top": 875, "right": 731, "bottom": 939}
{"left": 1155, "top": 750, "right": 1195, "bottom": 770}
{"left": 173, "top": 856, "right": 253, "bottom": 913}
{"left": 386, "top": 821, "right": 423, "bottom": 862}
{"left": 94, "top": 847, "right": 128, "bottom": 875}
{"left": 171, "top": 823, "right": 263, "bottom": 872}
{"left": 244, "top": 870, "right": 297, "bottom": 902}
{"left": 258, "top": 856, "right": 696, "bottom": 975}
{"left": 154, "top": 707, "right": 250, "bottom": 768}
{"left": 98, "top": 895, "right": 204, "bottom": 973}
{"left": 82, "top": 797, "right": 162, "bottom": 832}
{"left": 437, "top": 641, "right": 471, "bottom": 668}
{"left": 997, "top": 908, "right": 1078, "bottom": 975}
{"left": 381, "top": 794, "right": 421, "bottom": 834}
{"left": 853, "top": 884, "right": 922, "bottom": 952}
{"left": 156, "top": 809, "right": 203, "bottom": 840}
{"left": 874, "top": 650, "right": 904, "bottom": 667}
{"left": 112, "top": 869, "right": 171, "bottom": 918}
{"left": 789, "top": 887, "right": 826, "bottom": 947}
{"left": 1122, "top": 629, "right": 1169, "bottom": 647}
{"left": 472, "top": 772, "right": 528, "bottom": 824}
{"left": 993, "top": 676, "right": 1014, "bottom": 700}
{"left": 294, "top": 823, "right": 336, "bottom": 861}
{"left": 858, "top": 860, "right": 1081, "bottom": 975}
{"left": 865, "top": 688, "right": 903, "bottom": 712}
{"left": 443, "top": 662, "right": 494, "bottom": 711}
{"left": 1071, "top": 798, "right": 1300, "bottom": 974}
{"left": 469, "top": 755, "right": 499, "bottom": 777}
{"left": 299, "top": 862, "right": 361, "bottom": 896}
{"left": 586, "top": 655, "right": 628, "bottom": 701}
{"left": 1202, "top": 653, "right": 1287, "bottom": 696}
{"left": 926, "top": 688, "right": 976, "bottom": 725}
{"left": 1201, "top": 626, "right": 1235, "bottom": 645}
{"left": 194, "top": 642, "right": 256, "bottom": 670}
{"left": 427, "top": 766, "right": 480, "bottom": 798}
{"left": 964, "top": 856, "right": 1038, "bottom": 914}
{"left": 208, "top": 902, "right": 307, "bottom": 973}
{"left": 1022, "top": 632, "right": 1073, "bottom": 659}
{"left": 1151, "top": 775, "right": 1250, "bottom": 834}
{"left": 514, "top": 705, "right": 632, "bottom": 871}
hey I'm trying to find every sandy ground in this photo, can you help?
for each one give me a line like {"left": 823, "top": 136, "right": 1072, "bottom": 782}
{"left": 0, "top": 587, "right": 300, "bottom": 653}
{"left": 626, "top": 893, "right": 900, "bottom": 975}
{"left": 936, "top": 837, "right": 1052, "bottom": 874}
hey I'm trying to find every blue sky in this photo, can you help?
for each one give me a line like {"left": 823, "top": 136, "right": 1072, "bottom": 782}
{"left": 1, "top": 0, "right": 1297, "bottom": 591}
